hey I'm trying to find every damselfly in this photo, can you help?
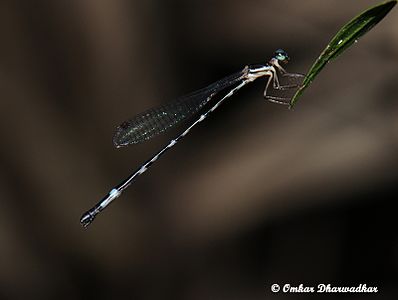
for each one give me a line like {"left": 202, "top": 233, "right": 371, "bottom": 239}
{"left": 81, "top": 49, "right": 303, "bottom": 227}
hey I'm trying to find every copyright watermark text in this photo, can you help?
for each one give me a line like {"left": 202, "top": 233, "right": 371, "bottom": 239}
{"left": 270, "top": 283, "right": 378, "bottom": 293}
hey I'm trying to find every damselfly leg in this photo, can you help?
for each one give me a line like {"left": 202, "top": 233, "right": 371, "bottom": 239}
{"left": 263, "top": 56, "right": 305, "bottom": 105}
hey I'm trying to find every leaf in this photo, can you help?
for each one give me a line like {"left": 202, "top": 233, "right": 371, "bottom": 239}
{"left": 289, "top": 0, "right": 396, "bottom": 108}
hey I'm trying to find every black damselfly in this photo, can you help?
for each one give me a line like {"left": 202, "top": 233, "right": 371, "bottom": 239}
{"left": 80, "top": 49, "right": 303, "bottom": 227}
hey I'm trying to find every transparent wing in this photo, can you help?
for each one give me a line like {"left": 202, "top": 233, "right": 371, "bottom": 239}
{"left": 113, "top": 70, "right": 245, "bottom": 147}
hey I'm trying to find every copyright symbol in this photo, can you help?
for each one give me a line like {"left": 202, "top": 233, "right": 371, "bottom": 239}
{"left": 271, "top": 284, "right": 280, "bottom": 293}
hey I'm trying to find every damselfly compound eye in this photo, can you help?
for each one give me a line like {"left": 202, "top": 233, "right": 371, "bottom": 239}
{"left": 275, "top": 49, "right": 289, "bottom": 62}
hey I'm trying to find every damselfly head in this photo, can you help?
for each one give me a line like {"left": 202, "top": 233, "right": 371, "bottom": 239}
{"left": 274, "top": 49, "right": 289, "bottom": 64}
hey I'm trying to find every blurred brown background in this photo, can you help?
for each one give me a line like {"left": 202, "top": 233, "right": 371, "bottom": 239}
{"left": 0, "top": 1, "right": 397, "bottom": 299}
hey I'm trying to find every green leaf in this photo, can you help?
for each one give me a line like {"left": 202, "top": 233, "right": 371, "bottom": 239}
{"left": 289, "top": 0, "right": 396, "bottom": 108}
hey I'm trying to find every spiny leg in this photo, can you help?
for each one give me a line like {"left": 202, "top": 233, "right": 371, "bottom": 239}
{"left": 282, "top": 72, "right": 305, "bottom": 77}
{"left": 263, "top": 74, "right": 273, "bottom": 98}
{"left": 265, "top": 95, "right": 291, "bottom": 105}
{"left": 275, "top": 83, "right": 300, "bottom": 90}
{"left": 271, "top": 69, "right": 303, "bottom": 90}
{"left": 263, "top": 62, "right": 304, "bottom": 96}
{"left": 277, "top": 72, "right": 305, "bottom": 89}
{"left": 263, "top": 72, "right": 299, "bottom": 105}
